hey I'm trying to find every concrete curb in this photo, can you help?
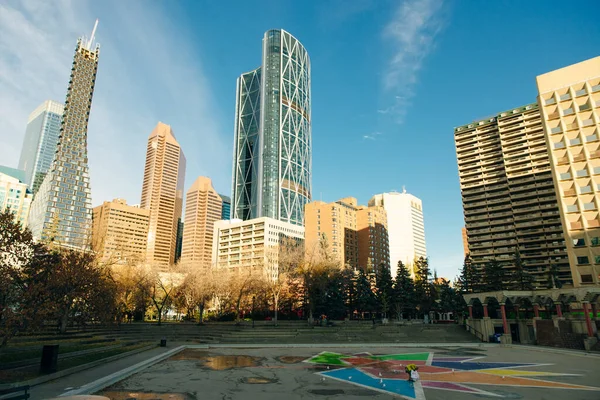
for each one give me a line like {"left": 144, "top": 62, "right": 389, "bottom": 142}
{"left": 198, "top": 342, "right": 496, "bottom": 349}
{"left": 506, "top": 344, "right": 600, "bottom": 358}
{"left": 0, "top": 344, "right": 155, "bottom": 390}
{"left": 59, "top": 345, "right": 185, "bottom": 397}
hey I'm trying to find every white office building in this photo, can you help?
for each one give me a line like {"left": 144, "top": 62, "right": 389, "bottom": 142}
{"left": 212, "top": 217, "right": 304, "bottom": 280}
{"left": 369, "top": 190, "right": 427, "bottom": 277}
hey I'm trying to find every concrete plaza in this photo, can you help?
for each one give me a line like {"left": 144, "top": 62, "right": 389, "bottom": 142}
{"left": 95, "top": 345, "right": 600, "bottom": 400}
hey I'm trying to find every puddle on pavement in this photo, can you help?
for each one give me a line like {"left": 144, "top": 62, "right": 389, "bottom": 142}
{"left": 241, "top": 377, "right": 278, "bottom": 384}
{"left": 168, "top": 349, "right": 210, "bottom": 360}
{"left": 99, "top": 391, "right": 193, "bottom": 400}
{"left": 309, "top": 389, "right": 345, "bottom": 396}
{"left": 200, "top": 355, "right": 262, "bottom": 370}
{"left": 277, "top": 356, "right": 306, "bottom": 364}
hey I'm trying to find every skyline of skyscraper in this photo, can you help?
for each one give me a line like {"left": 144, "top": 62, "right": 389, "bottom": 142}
{"left": 219, "top": 194, "right": 231, "bottom": 221}
{"left": 27, "top": 23, "right": 100, "bottom": 249}
{"left": 369, "top": 190, "right": 426, "bottom": 277}
{"left": 232, "top": 29, "right": 312, "bottom": 226}
{"left": 140, "top": 121, "right": 186, "bottom": 267}
{"left": 18, "top": 100, "right": 64, "bottom": 196}
{"left": 0, "top": 165, "right": 33, "bottom": 226}
{"left": 181, "top": 176, "right": 222, "bottom": 267}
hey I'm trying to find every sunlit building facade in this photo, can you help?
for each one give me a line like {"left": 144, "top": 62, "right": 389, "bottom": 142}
{"left": 28, "top": 28, "right": 99, "bottom": 249}
{"left": 537, "top": 56, "right": 600, "bottom": 286}
{"left": 232, "top": 29, "right": 311, "bottom": 226}
{"left": 0, "top": 166, "right": 32, "bottom": 226}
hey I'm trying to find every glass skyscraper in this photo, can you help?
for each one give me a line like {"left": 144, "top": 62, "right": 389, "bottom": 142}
{"left": 232, "top": 29, "right": 311, "bottom": 226}
{"left": 28, "top": 24, "right": 100, "bottom": 249}
{"left": 18, "top": 100, "right": 64, "bottom": 196}
{"left": 219, "top": 194, "right": 231, "bottom": 220}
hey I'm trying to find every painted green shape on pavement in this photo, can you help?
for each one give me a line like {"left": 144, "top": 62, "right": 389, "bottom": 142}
{"left": 307, "top": 352, "right": 348, "bottom": 365}
{"left": 370, "top": 352, "right": 430, "bottom": 361}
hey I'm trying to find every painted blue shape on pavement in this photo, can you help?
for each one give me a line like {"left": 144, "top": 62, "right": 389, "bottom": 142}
{"left": 431, "top": 361, "right": 537, "bottom": 371}
{"left": 321, "top": 367, "right": 416, "bottom": 398}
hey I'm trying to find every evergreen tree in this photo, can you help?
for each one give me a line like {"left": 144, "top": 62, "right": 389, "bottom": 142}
{"left": 483, "top": 259, "right": 505, "bottom": 291}
{"left": 376, "top": 263, "right": 394, "bottom": 318}
{"left": 511, "top": 249, "right": 534, "bottom": 290}
{"left": 392, "top": 261, "right": 415, "bottom": 319}
{"left": 546, "top": 264, "right": 563, "bottom": 289}
{"left": 414, "top": 257, "right": 433, "bottom": 317}
{"left": 355, "top": 268, "right": 376, "bottom": 317}
{"left": 458, "top": 254, "right": 476, "bottom": 293}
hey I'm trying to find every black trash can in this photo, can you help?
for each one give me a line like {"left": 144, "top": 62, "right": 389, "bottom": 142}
{"left": 40, "top": 344, "right": 59, "bottom": 373}
{"left": 160, "top": 337, "right": 167, "bottom": 347}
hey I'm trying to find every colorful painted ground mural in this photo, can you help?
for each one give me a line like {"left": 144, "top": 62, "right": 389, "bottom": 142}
{"left": 304, "top": 351, "right": 600, "bottom": 399}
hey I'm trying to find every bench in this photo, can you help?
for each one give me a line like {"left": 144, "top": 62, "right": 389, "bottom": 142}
{"left": 0, "top": 386, "right": 30, "bottom": 400}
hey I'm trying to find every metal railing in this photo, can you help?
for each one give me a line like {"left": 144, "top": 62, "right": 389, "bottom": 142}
{"left": 464, "top": 323, "right": 486, "bottom": 342}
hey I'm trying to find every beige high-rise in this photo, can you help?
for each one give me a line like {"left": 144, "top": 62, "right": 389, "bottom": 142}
{"left": 181, "top": 176, "right": 222, "bottom": 267}
{"left": 304, "top": 197, "right": 389, "bottom": 272}
{"left": 140, "top": 122, "right": 186, "bottom": 267}
{"left": 455, "top": 103, "right": 571, "bottom": 286}
{"left": 536, "top": 56, "right": 600, "bottom": 286}
{"left": 92, "top": 199, "right": 150, "bottom": 264}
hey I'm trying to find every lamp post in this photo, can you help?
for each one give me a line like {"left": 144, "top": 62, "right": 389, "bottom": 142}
{"left": 252, "top": 295, "right": 256, "bottom": 328}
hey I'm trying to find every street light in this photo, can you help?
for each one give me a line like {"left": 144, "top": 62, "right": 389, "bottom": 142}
{"left": 252, "top": 295, "right": 256, "bottom": 328}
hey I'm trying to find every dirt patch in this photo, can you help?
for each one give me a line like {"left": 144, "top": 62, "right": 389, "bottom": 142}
{"left": 99, "top": 391, "right": 194, "bottom": 400}
{"left": 277, "top": 356, "right": 306, "bottom": 364}
{"left": 199, "top": 355, "right": 262, "bottom": 370}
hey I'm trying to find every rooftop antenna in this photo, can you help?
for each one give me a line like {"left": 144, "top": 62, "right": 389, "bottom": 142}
{"left": 87, "top": 19, "right": 99, "bottom": 50}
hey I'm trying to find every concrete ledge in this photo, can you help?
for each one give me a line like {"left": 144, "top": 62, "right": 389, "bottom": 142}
{"left": 505, "top": 344, "right": 600, "bottom": 358}
{"left": 59, "top": 345, "right": 185, "bottom": 397}
{"left": 195, "top": 342, "right": 494, "bottom": 349}
{"left": 0, "top": 344, "right": 155, "bottom": 390}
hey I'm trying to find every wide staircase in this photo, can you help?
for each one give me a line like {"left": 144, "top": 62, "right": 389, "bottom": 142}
{"left": 55, "top": 321, "right": 480, "bottom": 345}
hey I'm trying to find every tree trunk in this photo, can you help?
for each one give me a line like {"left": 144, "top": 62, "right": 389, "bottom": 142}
{"left": 198, "top": 302, "right": 205, "bottom": 325}
{"left": 274, "top": 294, "right": 279, "bottom": 322}
{"left": 59, "top": 306, "right": 70, "bottom": 333}
{"left": 157, "top": 306, "right": 163, "bottom": 326}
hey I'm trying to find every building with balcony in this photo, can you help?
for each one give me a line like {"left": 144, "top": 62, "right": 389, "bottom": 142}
{"left": 537, "top": 56, "right": 600, "bottom": 286}
{"left": 92, "top": 198, "right": 150, "bottom": 264}
{"left": 455, "top": 103, "right": 571, "bottom": 287}
{"left": 211, "top": 217, "right": 304, "bottom": 279}
{"left": 304, "top": 197, "right": 389, "bottom": 272}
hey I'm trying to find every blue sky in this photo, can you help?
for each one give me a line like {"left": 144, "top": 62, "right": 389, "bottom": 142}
{"left": 0, "top": 0, "right": 598, "bottom": 278}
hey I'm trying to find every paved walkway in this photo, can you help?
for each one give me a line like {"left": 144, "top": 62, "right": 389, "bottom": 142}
{"left": 30, "top": 345, "right": 180, "bottom": 400}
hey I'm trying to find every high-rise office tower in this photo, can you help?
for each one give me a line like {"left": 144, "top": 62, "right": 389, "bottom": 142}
{"left": 369, "top": 191, "right": 427, "bottom": 277}
{"left": 232, "top": 29, "right": 311, "bottom": 226}
{"left": 304, "top": 197, "right": 389, "bottom": 271}
{"left": 140, "top": 122, "right": 186, "bottom": 267}
{"left": 537, "top": 56, "right": 600, "bottom": 287}
{"left": 18, "top": 100, "right": 64, "bottom": 195}
{"left": 180, "top": 176, "right": 222, "bottom": 267}
{"left": 454, "top": 103, "right": 571, "bottom": 286}
{"left": 219, "top": 194, "right": 231, "bottom": 220}
{"left": 28, "top": 22, "right": 100, "bottom": 249}
{"left": 0, "top": 166, "right": 33, "bottom": 226}
{"left": 175, "top": 218, "right": 184, "bottom": 264}
{"left": 92, "top": 198, "right": 150, "bottom": 264}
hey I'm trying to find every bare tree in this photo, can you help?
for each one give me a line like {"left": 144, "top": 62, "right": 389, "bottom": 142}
{"left": 178, "top": 264, "right": 216, "bottom": 324}
{"left": 147, "top": 266, "right": 181, "bottom": 325}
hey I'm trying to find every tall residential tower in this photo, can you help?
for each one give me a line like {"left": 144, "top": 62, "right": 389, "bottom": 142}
{"left": 28, "top": 22, "right": 100, "bottom": 248}
{"left": 232, "top": 29, "right": 311, "bottom": 226}
{"left": 454, "top": 103, "right": 571, "bottom": 286}
{"left": 140, "top": 122, "right": 186, "bottom": 267}
{"left": 18, "top": 100, "right": 64, "bottom": 195}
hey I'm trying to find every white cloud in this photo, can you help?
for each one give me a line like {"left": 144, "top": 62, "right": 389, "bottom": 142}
{"left": 0, "top": 0, "right": 230, "bottom": 208}
{"left": 363, "top": 131, "right": 383, "bottom": 140}
{"left": 381, "top": 0, "right": 446, "bottom": 123}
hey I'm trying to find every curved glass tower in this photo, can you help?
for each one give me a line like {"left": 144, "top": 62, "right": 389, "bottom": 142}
{"left": 232, "top": 29, "right": 311, "bottom": 226}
